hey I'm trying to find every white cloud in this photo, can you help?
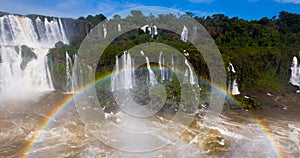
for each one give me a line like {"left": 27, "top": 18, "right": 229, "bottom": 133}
{"left": 274, "top": 0, "right": 300, "bottom": 4}
{"left": 189, "top": 0, "right": 214, "bottom": 3}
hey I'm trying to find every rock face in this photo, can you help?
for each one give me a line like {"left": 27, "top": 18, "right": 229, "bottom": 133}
{"left": 58, "top": 18, "right": 87, "bottom": 45}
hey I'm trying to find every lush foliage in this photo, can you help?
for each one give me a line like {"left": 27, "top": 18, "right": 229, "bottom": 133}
{"left": 48, "top": 11, "right": 300, "bottom": 109}
{"left": 196, "top": 11, "right": 300, "bottom": 92}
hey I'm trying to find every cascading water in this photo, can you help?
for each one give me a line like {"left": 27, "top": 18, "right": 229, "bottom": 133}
{"left": 170, "top": 54, "right": 174, "bottom": 81}
{"left": 159, "top": 52, "right": 165, "bottom": 82}
{"left": 66, "top": 52, "right": 73, "bottom": 93}
{"left": 140, "top": 25, "right": 158, "bottom": 38}
{"left": 140, "top": 25, "right": 149, "bottom": 33}
{"left": 185, "top": 59, "right": 195, "bottom": 85}
{"left": 132, "top": 58, "right": 135, "bottom": 87}
{"left": 163, "top": 58, "right": 168, "bottom": 81}
{"left": 290, "top": 56, "right": 300, "bottom": 87}
{"left": 0, "top": 15, "right": 68, "bottom": 47}
{"left": 103, "top": 24, "right": 107, "bottom": 38}
{"left": 72, "top": 53, "right": 82, "bottom": 92}
{"left": 140, "top": 50, "right": 145, "bottom": 56}
{"left": 0, "top": 14, "right": 69, "bottom": 102}
{"left": 158, "top": 52, "right": 174, "bottom": 82}
{"left": 228, "top": 63, "right": 236, "bottom": 73}
{"left": 145, "top": 56, "right": 158, "bottom": 86}
{"left": 111, "top": 50, "right": 160, "bottom": 90}
{"left": 151, "top": 25, "right": 158, "bottom": 38}
{"left": 111, "top": 51, "right": 135, "bottom": 91}
{"left": 231, "top": 79, "right": 240, "bottom": 95}
{"left": 65, "top": 52, "right": 82, "bottom": 93}
{"left": 228, "top": 62, "right": 240, "bottom": 95}
{"left": 124, "top": 52, "right": 133, "bottom": 89}
{"left": 111, "top": 49, "right": 196, "bottom": 90}
{"left": 0, "top": 46, "right": 54, "bottom": 101}
{"left": 118, "top": 24, "right": 121, "bottom": 32}
{"left": 181, "top": 26, "right": 188, "bottom": 42}
{"left": 112, "top": 56, "right": 119, "bottom": 91}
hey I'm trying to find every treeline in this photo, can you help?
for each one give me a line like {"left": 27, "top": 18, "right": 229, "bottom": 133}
{"left": 194, "top": 11, "right": 300, "bottom": 92}
{"left": 48, "top": 11, "right": 300, "bottom": 94}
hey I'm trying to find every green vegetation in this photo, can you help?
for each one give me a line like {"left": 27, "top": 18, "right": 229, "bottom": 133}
{"left": 199, "top": 11, "right": 300, "bottom": 92}
{"left": 47, "top": 11, "right": 300, "bottom": 110}
{"left": 47, "top": 43, "right": 79, "bottom": 90}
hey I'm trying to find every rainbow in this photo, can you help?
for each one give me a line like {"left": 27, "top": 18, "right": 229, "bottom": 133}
{"left": 21, "top": 68, "right": 285, "bottom": 158}
{"left": 21, "top": 94, "right": 75, "bottom": 158}
{"left": 252, "top": 118, "right": 286, "bottom": 158}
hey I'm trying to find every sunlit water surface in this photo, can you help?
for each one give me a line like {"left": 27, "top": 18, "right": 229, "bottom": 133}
{"left": 0, "top": 91, "right": 299, "bottom": 158}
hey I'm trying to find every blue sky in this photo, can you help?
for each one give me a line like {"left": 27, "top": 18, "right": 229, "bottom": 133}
{"left": 0, "top": 0, "right": 299, "bottom": 20}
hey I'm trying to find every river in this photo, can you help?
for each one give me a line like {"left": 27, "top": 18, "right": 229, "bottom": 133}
{"left": 0, "top": 91, "right": 299, "bottom": 158}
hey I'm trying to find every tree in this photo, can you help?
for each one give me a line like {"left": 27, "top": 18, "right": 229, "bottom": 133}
{"left": 186, "top": 12, "right": 195, "bottom": 17}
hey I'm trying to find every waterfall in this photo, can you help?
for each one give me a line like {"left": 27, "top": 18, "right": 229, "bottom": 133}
{"left": 153, "top": 25, "right": 158, "bottom": 36}
{"left": 170, "top": 54, "right": 174, "bottom": 81}
{"left": 45, "top": 55, "right": 54, "bottom": 89}
{"left": 140, "top": 25, "right": 158, "bottom": 38}
{"left": 132, "top": 58, "right": 135, "bottom": 87}
{"left": 140, "top": 25, "right": 149, "bottom": 33}
{"left": 184, "top": 59, "right": 196, "bottom": 85}
{"left": 65, "top": 52, "right": 82, "bottom": 93}
{"left": 183, "top": 50, "right": 189, "bottom": 56}
{"left": 228, "top": 62, "right": 240, "bottom": 95}
{"left": 117, "top": 24, "right": 121, "bottom": 32}
{"left": 103, "top": 24, "right": 107, "bottom": 38}
{"left": 111, "top": 51, "right": 135, "bottom": 91}
{"left": 151, "top": 25, "right": 158, "bottom": 37}
{"left": 145, "top": 56, "right": 158, "bottom": 86}
{"left": 163, "top": 58, "right": 166, "bottom": 80}
{"left": 232, "top": 79, "right": 240, "bottom": 95}
{"left": 72, "top": 53, "right": 82, "bottom": 92}
{"left": 158, "top": 52, "right": 173, "bottom": 82}
{"left": 66, "top": 52, "right": 73, "bottom": 93}
{"left": 112, "top": 56, "right": 119, "bottom": 91}
{"left": 181, "top": 26, "right": 188, "bottom": 42}
{"left": 0, "top": 14, "right": 69, "bottom": 101}
{"left": 0, "top": 15, "right": 68, "bottom": 47}
{"left": 0, "top": 46, "right": 54, "bottom": 101}
{"left": 124, "top": 52, "right": 132, "bottom": 89}
{"left": 228, "top": 63, "right": 236, "bottom": 73}
{"left": 290, "top": 56, "right": 300, "bottom": 87}
{"left": 140, "top": 50, "right": 145, "bottom": 56}
{"left": 159, "top": 52, "right": 164, "bottom": 82}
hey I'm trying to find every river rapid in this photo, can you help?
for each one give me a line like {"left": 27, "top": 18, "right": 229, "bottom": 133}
{"left": 0, "top": 91, "right": 299, "bottom": 158}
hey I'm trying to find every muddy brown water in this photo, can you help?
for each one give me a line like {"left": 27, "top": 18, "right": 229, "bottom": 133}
{"left": 0, "top": 91, "right": 299, "bottom": 158}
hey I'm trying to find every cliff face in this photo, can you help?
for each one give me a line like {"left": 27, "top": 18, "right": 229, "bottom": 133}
{"left": 61, "top": 18, "right": 88, "bottom": 45}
